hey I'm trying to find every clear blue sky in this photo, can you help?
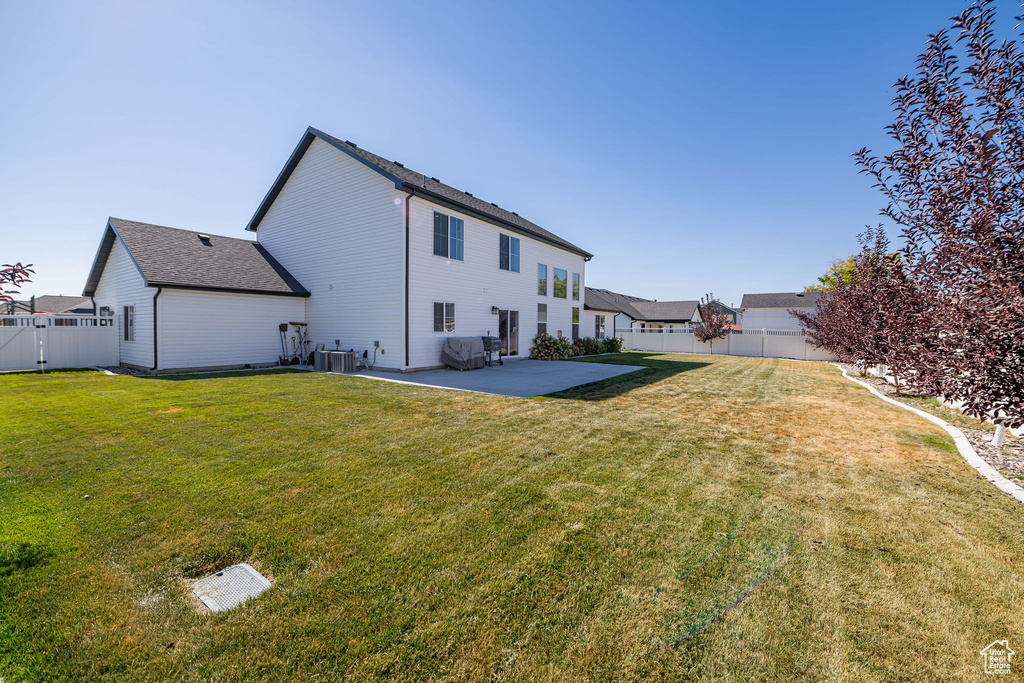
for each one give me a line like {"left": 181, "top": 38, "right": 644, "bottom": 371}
{"left": 1, "top": 0, "right": 979, "bottom": 307}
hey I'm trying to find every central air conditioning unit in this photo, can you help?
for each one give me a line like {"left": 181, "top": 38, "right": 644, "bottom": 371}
{"left": 329, "top": 351, "right": 359, "bottom": 373}
{"left": 314, "top": 349, "right": 332, "bottom": 371}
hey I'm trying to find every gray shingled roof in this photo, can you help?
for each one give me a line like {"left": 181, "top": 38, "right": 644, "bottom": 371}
{"left": 740, "top": 292, "right": 822, "bottom": 309}
{"left": 83, "top": 218, "right": 309, "bottom": 298}
{"left": 31, "top": 296, "right": 93, "bottom": 314}
{"left": 584, "top": 287, "right": 651, "bottom": 318}
{"left": 631, "top": 300, "right": 700, "bottom": 323}
{"left": 248, "top": 127, "right": 592, "bottom": 259}
{"left": 584, "top": 287, "right": 700, "bottom": 322}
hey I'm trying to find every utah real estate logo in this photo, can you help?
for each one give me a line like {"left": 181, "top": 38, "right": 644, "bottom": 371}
{"left": 981, "top": 640, "right": 1014, "bottom": 675}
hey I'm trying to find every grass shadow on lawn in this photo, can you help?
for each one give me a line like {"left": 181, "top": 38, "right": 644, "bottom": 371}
{"left": 148, "top": 367, "right": 310, "bottom": 381}
{"left": 545, "top": 351, "right": 710, "bottom": 400}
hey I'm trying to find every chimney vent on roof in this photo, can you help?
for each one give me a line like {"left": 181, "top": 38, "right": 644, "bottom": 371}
{"left": 430, "top": 177, "right": 439, "bottom": 182}
{"left": 394, "top": 161, "right": 404, "bottom": 167}
{"left": 490, "top": 202, "right": 498, "bottom": 207}
{"left": 345, "top": 140, "right": 357, "bottom": 147}
{"left": 465, "top": 192, "right": 473, "bottom": 196}
{"left": 795, "top": 293, "right": 805, "bottom": 297}
{"left": 198, "top": 233, "right": 211, "bottom": 241}
{"left": 511, "top": 212, "right": 518, "bottom": 216}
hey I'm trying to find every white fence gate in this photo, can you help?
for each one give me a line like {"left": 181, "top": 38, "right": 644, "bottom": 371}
{"left": 0, "top": 315, "right": 119, "bottom": 372}
{"left": 618, "top": 328, "right": 837, "bottom": 361}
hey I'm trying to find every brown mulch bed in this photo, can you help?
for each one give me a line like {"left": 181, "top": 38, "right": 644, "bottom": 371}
{"left": 838, "top": 363, "right": 1024, "bottom": 482}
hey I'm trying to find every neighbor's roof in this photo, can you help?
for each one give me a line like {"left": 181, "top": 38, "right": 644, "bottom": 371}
{"left": 740, "top": 292, "right": 822, "bottom": 309}
{"left": 631, "top": 300, "right": 700, "bottom": 323}
{"left": 83, "top": 218, "right": 309, "bottom": 298}
{"left": 584, "top": 287, "right": 700, "bottom": 322}
{"left": 247, "top": 127, "right": 593, "bottom": 259}
{"left": 584, "top": 287, "right": 651, "bottom": 317}
{"left": 31, "top": 295, "right": 93, "bottom": 314}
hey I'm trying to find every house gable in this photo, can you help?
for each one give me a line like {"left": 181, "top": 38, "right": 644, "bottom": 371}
{"left": 248, "top": 127, "right": 592, "bottom": 259}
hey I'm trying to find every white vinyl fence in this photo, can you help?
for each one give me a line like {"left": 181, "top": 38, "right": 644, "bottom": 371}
{"left": 0, "top": 315, "right": 119, "bottom": 372}
{"left": 618, "top": 328, "right": 837, "bottom": 361}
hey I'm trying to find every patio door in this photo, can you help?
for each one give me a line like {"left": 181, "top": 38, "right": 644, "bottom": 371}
{"left": 498, "top": 309, "right": 518, "bottom": 356}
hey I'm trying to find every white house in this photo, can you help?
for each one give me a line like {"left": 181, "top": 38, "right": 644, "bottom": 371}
{"left": 84, "top": 127, "right": 594, "bottom": 372}
{"left": 247, "top": 127, "right": 592, "bottom": 371}
{"left": 740, "top": 292, "right": 821, "bottom": 331}
{"left": 83, "top": 218, "right": 309, "bottom": 372}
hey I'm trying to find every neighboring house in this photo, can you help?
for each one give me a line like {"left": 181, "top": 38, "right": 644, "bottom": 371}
{"left": 84, "top": 127, "right": 593, "bottom": 372}
{"left": 584, "top": 287, "right": 702, "bottom": 333}
{"left": 83, "top": 218, "right": 309, "bottom": 372}
{"left": 740, "top": 292, "right": 821, "bottom": 331}
{"left": 2, "top": 295, "right": 94, "bottom": 315}
{"left": 715, "top": 302, "right": 743, "bottom": 328}
{"left": 248, "top": 127, "right": 592, "bottom": 370}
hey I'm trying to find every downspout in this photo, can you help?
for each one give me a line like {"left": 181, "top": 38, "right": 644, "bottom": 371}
{"left": 405, "top": 189, "right": 415, "bottom": 369}
{"left": 151, "top": 287, "right": 162, "bottom": 372}
{"left": 90, "top": 297, "right": 97, "bottom": 315}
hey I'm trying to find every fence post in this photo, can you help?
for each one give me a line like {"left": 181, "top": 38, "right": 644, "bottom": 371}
{"left": 34, "top": 315, "right": 48, "bottom": 373}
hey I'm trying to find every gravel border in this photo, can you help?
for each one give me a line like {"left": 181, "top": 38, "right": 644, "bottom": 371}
{"left": 836, "top": 364, "right": 1024, "bottom": 504}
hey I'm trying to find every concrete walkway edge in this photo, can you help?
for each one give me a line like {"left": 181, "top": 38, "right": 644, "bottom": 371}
{"left": 835, "top": 364, "right": 1024, "bottom": 505}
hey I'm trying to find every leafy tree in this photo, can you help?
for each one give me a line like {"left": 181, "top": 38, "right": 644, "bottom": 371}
{"left": 856, "top": 0, "right": 1024, "bottom": 432}
{"left": 693, "top": 297, "right": 731, "bottom": 354}
{"left": 0, "top": 262, "right": 33, "bottom": 304}
{"left": 794, "top": 228, "right": 936, "bottom": 392}
{"left": 805, "top": 256, "right": 856, "bottom": 292}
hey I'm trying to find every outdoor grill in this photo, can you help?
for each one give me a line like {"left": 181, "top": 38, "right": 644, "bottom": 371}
{"left": 480, "top": 336, "right": 503, "bottom": 367}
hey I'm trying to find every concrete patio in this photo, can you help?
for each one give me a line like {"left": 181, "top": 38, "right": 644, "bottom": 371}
{"left": 359, "top": 358, "right": 641, "bottom": 397}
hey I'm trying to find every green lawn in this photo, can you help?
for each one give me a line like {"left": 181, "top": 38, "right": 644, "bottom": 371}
{"left": 1, "top": 354, "right": 1021, "bottom": 681}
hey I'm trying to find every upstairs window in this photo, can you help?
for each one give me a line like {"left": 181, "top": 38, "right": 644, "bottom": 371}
{"left": 433, "top": 302, "right": 455, "bottom": 332}
{"left": 499, "top": 234, "right": 520, "bottom": 272}
{"left": 433, "top": 212, "right": 464, "bottom": 261}
{"left": 538, "top": 264, "right": 547, "bottom": 295}
{"left": 572, "top": 273, "right": 580, "bottom": 300}
{"left": 553, "top": 268, "right": 567, "bottom": 298}
{"left": 449, "top": 217, "right": 464, "bottom": 261}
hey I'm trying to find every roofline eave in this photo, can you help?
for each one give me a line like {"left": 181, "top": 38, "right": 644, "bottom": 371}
{"left": 399, "top": 183, "right": 593, "bottom": 259}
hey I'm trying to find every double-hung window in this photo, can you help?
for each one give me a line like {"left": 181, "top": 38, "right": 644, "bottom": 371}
{"left": 572, "top": 307, "right": 580, "bottom": 340}
{"left": 572, "top": 273, "right": 580, "bottom": 300}
{"left": 433, "top": 302, "right": 455, "bottom": 332}
{"left": 537, "top": 303, "right": 547, "bottom": 336}
{"left": 123, "top": 305, "right": 135, "bottom": 342}
{"left": 538, "top": 264, "right": 547, "bottom": 295}
{"left": 433, "top": 212, "right": 464, "bottom": 261}
{"left": 499, "top": 234, "right": 520, "bottom": 272}
{"left": 553, "top": 268, "right": 567, "bottom": 298}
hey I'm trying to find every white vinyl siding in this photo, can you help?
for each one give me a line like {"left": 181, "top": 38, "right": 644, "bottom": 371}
{"left": 255, "top": 137, "right": 406, "bottom": 369}
{"left": 92, "top": 237, "right": 154, "bottom": 368}
{"left": 156, "top": 289, "right": 305, "bottom": 371}
{"left": 407, "top": 195, "right": 586, "bottom": 369}
{"left": 742, "top": 308, "right": 814, "bottom": 331}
